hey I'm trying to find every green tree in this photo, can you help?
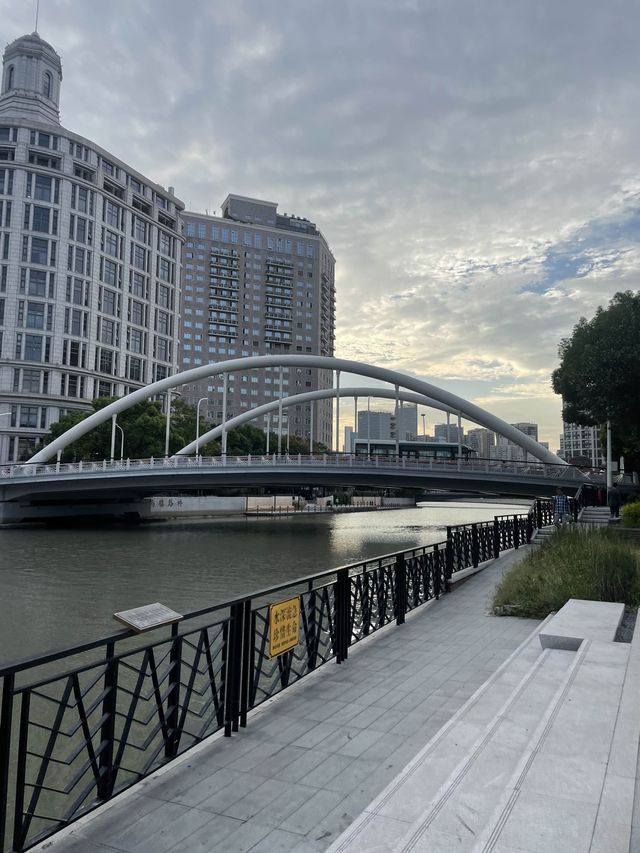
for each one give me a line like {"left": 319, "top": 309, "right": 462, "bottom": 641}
{"left": 551, "top": 291, "right": 640, "bottom": 470}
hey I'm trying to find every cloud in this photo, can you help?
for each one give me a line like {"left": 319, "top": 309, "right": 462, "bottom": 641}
{"left": 2, "top": 0, "right": 639, "bottom": 450}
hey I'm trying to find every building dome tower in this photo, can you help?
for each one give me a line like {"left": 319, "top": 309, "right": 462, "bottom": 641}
{"left": 0, "top": 31, "right": 62, "bottom": 124}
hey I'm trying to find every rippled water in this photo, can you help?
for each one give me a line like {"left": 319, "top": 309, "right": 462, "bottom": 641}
{"left": 0, "top": 500, "right": 524, "bottom": 662}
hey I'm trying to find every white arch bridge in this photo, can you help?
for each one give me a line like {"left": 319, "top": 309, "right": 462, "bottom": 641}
{"left": 0, "top": 356, "right": 584, "bottom": 522}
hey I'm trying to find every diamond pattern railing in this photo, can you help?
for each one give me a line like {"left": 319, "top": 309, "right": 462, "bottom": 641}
{"left": 0, "top": 500, "right": 552, "bottom": 852}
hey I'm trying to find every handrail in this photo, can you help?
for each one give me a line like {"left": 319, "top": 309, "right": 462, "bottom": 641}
{"left": 0, "top": 499, "right": 554, "bottom": 852}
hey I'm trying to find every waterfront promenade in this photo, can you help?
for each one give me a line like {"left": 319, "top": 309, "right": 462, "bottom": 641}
{"left": 32, "top": 548, "right": 543, "bottom": 852}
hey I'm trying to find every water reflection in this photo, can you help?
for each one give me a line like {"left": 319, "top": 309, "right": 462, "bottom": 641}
{"left": 0, "top": 501, "right": 523, "bottom": 661}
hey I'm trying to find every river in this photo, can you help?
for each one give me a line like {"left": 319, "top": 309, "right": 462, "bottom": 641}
{"left": 0, "top": 500, "right": 524, "bottom": 663}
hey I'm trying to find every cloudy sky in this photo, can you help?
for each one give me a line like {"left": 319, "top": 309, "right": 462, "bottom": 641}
{"left": 3, "top": 0, "right": 639, "bottom": 448}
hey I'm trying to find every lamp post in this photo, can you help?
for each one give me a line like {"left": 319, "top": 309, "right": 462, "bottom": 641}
{"left": 164, "top": 389, "right": 181, "bottom": 458}
{"left": 421, "top": 413, "right": 426, "bottom": 439}
{"left": 114, "top": 423, "right": 124, "bottom": 460}
{"left": 195, "top": 397, "right": 208, "bottom": 459}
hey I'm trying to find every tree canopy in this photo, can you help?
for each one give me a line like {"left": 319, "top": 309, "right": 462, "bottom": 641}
{"left": 35, "top": 397, "right": 325, "bottom": 462}
{"left": 551, "top": 290, "right": 640, "bottom": 468}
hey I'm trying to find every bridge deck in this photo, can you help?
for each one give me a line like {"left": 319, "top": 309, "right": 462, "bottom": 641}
{"left": 33, "top": 549, "right": 540, "bottom": 853}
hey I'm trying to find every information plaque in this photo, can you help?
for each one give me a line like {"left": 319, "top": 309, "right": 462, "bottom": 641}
{"left": 269, "top": 595, "right": 301, "bottom": 658}
{"left": 113, "top": 602, "right": 183, "bottom": 633}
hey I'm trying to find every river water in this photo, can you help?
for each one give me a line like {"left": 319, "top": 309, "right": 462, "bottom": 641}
{"left": 0, "top": 500, "right": 524, "bottom": 664}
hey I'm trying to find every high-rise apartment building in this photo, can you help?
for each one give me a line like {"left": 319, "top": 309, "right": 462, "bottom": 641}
{"left": 560, "top": 422, "right": 603, "bottom": 466}
{"left": 0, "top": 33, "right": 183, "bottom": 462}
{"left": 179, "top": 197, "right": 335, "bottom": 448}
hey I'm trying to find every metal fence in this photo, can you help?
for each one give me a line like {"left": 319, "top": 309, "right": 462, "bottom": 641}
{"left": 0, "top": 500, "right": 552, "bottom": 852}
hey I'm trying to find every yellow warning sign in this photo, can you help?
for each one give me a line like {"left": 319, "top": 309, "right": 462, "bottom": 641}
{"left": 269, "top": 595, "right": 301, "bottom": 658}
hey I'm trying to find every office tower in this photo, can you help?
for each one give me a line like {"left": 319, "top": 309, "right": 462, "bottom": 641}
{"left": 393, "top": 404, "right": 418, "bottom": 441}
{"left": 357, "top": 410, "right": 392, "bottom": 441}
{"left": 512, "top": 422, "right": 538, "bottom": 441}
{"left": 490, "top": 423, "right": 540, "bottom": 463}
{"left": 466, "top": 427, "right": 495, "bottom": 458}
{"left": 0, "top": 33, "right": 183, "bottom": 462}
{"left": 434, "top": 423, "right": 464, "bottom": 444}
{"left": 179, "top": 197, "right": 335, "bottom": 449}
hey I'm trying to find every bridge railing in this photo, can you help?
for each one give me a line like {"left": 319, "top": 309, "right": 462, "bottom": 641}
{"left": 0, "top": 503, "right": 553, "bottom": 852}
{"left": 0, "top": 453, "right": 585, "bottom": 481}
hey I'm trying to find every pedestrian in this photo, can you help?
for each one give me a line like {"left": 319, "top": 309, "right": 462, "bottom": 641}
{"left": 608, "top": 483, "right": 622, "bottom": 520}
{"left": 553, "top": 488, "right": 571, "bottom": 526}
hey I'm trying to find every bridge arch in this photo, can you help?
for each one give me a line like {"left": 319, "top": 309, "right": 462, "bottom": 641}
{"left": 28, "top": 355, "right": 565, "bottom": 466}
{"left": 175, "top": 386, "right": 456, "bottom": 455}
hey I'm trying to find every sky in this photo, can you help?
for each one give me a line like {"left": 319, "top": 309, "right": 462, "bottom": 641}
{"left": 3, "top": 0, "right": 639, "bottom": 449}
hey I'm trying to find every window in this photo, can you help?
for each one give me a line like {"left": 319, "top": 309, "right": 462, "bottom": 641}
{"left": 65, "top": 308, "right": 87, "bottom": 337}
{"left": 26, "top": 302, "right": 46, "bottom": 330}
{"left": 186, "top": 223, "right": 195, "bottom": 237}
{"left": 69, "top": 214, "right": 90, "bottom": 244}
{"left": 97, "top": 380, "right": 113, "bottom": 397}
{"left": 73, "top": 164, "right": 94, "bottom": 182}
{"left": 21, "top": 369, "right": 43, "bottom": 393}
{"left": 32, "top": 206, "right": 50, "bottom": 233}
{"left": 128, "top": 327, "right": 144, "bottom": 353}
{"left": 43, "top": 72, "right": 52, "bottom": 99}
{"left": 131, "top": 244, "right": 147, "bottom": 271}
{"left": 104, "top": 199, "right": 122, "bottom": 229}
{"left": 99, "top": 287, "right": 117, "bottom": 316}
{"left": 103, "top": 228, "right": 120, "bottom": 258}
{"left": 33, "top": 175, "right": 52, "bottom": 202}
{"left": 30, "top": 238, "right": 49, "bottom": 265}
{"left": 156, "top": 310, "right": 170, "bottom": 335}
{"left": 66, "top": 276, "right": 87, "bottom": 306}
{"left": 132, "top": 216, "right": 148, "bottom": 243}
{"left": 62, "top": 339, "right": 86, "bottom": 368}
{"left": 129, "top": 300, "right": 144, "bottom": 325}
{"left": 98, "top": 348, "right": 116, "bottom": 375}
{"left": 158, "top": 257, "right": 171, "bottom": 282}
{"left": 157, "top": 284, "right": 171, "bottom": 308}
{"left": 28, "top": 151, "right": 61, "bottom": 170}
{"left": 158, "top": 230, "right": 172, "bottom": 255}
{"left": 130, "top": 271, "right": 147, "bottom": 298}
{"left": 155, "top": 336, "right": 169, "bottom": 361}
{"left": 98, "top": 318, "right": 116, "bottom": 345}
{"left": 101, "top": 258, "right": 119, "bottom": 287}
{"left": 71, "top": 184, "right": 93, "bottom": 214}
{"left": 0, "top": 168, "right": 14, "bottom": 195}
{"left": 126, "top": 356, "right": 143, "bottom": 382}
{"left": 101, "top": 159, "right": 115, "bottom": 177}
{"left": 24, "top": 334, "right": 43, "bottom": 361}
{"left": 20, "top": 406, "right": 39, "bottom": 428}
{"left": 6, "top": 66, "right": 13, "bottom": 91}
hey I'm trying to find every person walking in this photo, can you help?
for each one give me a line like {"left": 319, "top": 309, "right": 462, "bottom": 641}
{"left": 608, "top": 483, "right": 622, "bottom": 520}
{"left": 553, "top": 488, "right": 571, "bottom": 526}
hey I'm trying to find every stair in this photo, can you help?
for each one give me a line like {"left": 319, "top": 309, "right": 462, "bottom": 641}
{"left": 530, "top": 525, "right": 555, "bottom": 546}
{"left": 579, "top": 506, "right": 612, "bottom": 526}
{"left": 327, "top": 601, "right": 637, "bottom": 853}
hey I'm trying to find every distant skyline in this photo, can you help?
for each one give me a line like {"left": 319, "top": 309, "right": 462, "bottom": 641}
{"left": 2, "top": 0, "right": 638, "bottom": 449}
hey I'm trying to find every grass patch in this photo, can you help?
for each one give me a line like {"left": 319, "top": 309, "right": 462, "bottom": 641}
{"left": 492, "top": 526, "right": 640, "bottom": 619}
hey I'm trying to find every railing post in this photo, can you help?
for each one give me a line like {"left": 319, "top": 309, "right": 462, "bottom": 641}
{"left": 433, "top": 544, "right": 441, "bottom": 599}
{"left": 536, "top": 499, "right": 543, "bottom": 530}
{"left": 0, "top": 674, "right": 15, "bottom": 853}
{"left": 335, "top": 568, "right": 350, "bottom": 663}
{"left": 395, "top": 553, "right": 406, "bottom": 625}
{"left": 445, "top": 526, "right": 453, "bottom": 591}
{"left": 493, "top": 516, "right": 500, "bottom": 558}
{"left": 224, "top": 602, "right": 244, "bottom": 736}
{"left": 239, "top": 599, "right": 251, "bottom": 729}
{"left": 97, "top": 643, "right": 118, "bottom": 800}
{"left": 471, "top": 523, "right": 479, "bottom": 568}
{"left": 306, "top": 587, "right": 318, "bottom": 672}
{"left": 513, "top": 514, "right": 520, "bottom": 549}
{"left": 526, "top": 512, "right": 533, "bottom": 543}
{"left": 165, "top": 624, "right": 182, "bottom": 758}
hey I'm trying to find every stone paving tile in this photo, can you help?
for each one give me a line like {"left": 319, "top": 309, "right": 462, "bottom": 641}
{"left": 32, "top": 548, "right": 543, "bottom": 853}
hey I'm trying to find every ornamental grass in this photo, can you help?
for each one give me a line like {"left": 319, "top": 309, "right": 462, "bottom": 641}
{"left": 491, "top": 526, "right": 640, "bottom": 619}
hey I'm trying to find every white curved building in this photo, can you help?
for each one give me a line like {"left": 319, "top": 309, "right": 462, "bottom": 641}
{"left": 0, "top": 32, "right": 183, "bottom": 462}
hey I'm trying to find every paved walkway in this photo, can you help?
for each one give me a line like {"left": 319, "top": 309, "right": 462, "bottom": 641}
{"left": 36, "top": 549, "right": 540, "bottom": 853}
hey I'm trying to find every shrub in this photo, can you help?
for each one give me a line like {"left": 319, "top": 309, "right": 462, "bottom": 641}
{"left": 492, "top": 526, "right": 640, "bottom": 618}
{"left": 622, "top": 500, "right": 640, "bottom": 527}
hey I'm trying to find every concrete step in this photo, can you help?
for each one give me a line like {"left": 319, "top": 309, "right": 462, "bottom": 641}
{"left": 328, "top": 601, "right": 638, "bottom": 853}
{"left": 325, "top": 618, "right": 565, "bottom": 852}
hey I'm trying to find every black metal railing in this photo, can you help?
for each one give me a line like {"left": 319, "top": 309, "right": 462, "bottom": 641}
{"left": 0, "top": 500, "right": 552, "bottom": 852}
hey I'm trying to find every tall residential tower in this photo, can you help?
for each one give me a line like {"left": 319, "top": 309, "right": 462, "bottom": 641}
{"left": 0, "top": 32, "right": 183, "bottom": 462}
{"left": 179, "top": 196, "right": 335, "bottom": 448}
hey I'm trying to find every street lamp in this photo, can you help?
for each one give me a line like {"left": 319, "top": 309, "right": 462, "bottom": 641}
{"left": 195, "top": 397, "right": 208, "bottom": 459}
{"left": 114, "top": 423, "right": 124, "bottom": 460}
{"left": 164, "top": 389, "right": 181, "bottom": 458}
{"left": 421, "top": 413, "right": 426, "bottom": 439}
